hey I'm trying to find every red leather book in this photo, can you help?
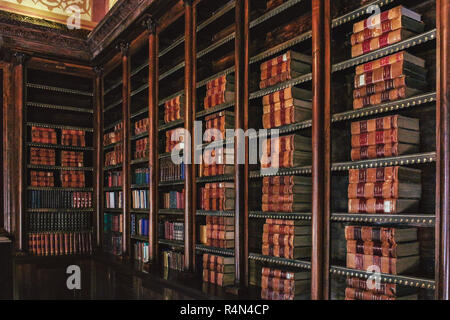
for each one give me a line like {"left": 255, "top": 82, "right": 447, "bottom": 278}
{"left": 352, "top": 29, "right": 415, "bottom": 58}
{"left": 348, "top": 198, "right": 419, "bottom": 214}
{"left": 345, "top": 287, "right": 395, "bottom": 300}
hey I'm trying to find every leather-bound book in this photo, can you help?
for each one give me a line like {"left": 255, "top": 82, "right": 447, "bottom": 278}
{"left": 261, "top": 58, "right": 311, "bottom": 81}
{"left": 348, "top": 198, "right": 419, "bottom": 214}
{"left": 262, "top": 244, "right": 311, "bottom": 259}
{"left": 261, "top": 289, "right": 295, "bottom": 301}
{"left": 355, "top": 51, "right": 426, "bottom": 75}
{"left": 346, "top": 240, "right": 420, "bottom": 258}
{"left": 262, "top": 233, "right": 311, "bottom": 247}
{"left": 262, "top": 193, "right": 311, "bottom": 204}
{"left": 346, "top": 253, "right": 420, "bottom": 275}
{"left": 345, "top": 288, "right": 396, "bottom": 300}
{"left": 351, "top": 128, "right": 420, "bottom": 147}
{"left": 349, "top": 167, "right": 422, "bottom": 184}
{"left": 263, "top": 176, "right": 311, "bottom": 186}
{"left": 263, "top": 223, "right": 311, "bottom": 236}
{"left": 204, "top": 111, "right": 235, "bottom": 142}
{"left": 352, "top": 29, "right": 419, "bottom": 57}
{"left": 204, "top": 91, "right": 235, "bottom": 109}
{"left": 351, "top": 115, "right": 420, "bottom": 135}
{"left": 265, "top": 219, "right": 310, "bottom": 227}
{"left": 262, "top": 87, "right": 312, "bottom": 105}
{"left": 353, "top": 76, "right": 426, "bottom": 100}
{"left": 346, "top": 277, "right": 400, "bottom": 297}
{"left": 351, "top": 15, "right": 424, "bottom": 46}
{"left": 262, "top": 267, "right": 310, "bottom": 280}
{"left": 351, "top": 143, "right": 419, "bottom": 161}
{"left": 265, "top": 13, "right": 312, "bottom": 49}
{"left": 348, "top": 181, "right": 422, "bottom": 199}
{"left": 263, "top": 104, "right": 312, "bottom": 129}
{"left": 206, "top": 74, "right": 235, "bottom": 90}
{"left": 261, "top": 276, "right": 311, "bottom": 295}
{"left": 353, "top": 86, "right": 425, "bottom": 109}
{"left": 262, "top": 134, "right": 312, "bottom": 154}
{"left": 353, "top": 6, "right": 422, "bottom": 34}
{"left": 262, "top": 202, "right": 312, "bottom": 213}
{"left": 263, "top": 97, "right": 312, "bottom": 113}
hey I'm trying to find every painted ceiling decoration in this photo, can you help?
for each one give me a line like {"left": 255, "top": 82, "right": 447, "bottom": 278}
{"left": 0, "top": 0, "right": 116, "bottom": 29}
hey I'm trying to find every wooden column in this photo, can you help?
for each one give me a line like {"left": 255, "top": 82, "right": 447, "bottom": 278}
{"left": 143, "top": 16, "right": 159, "bottom": 262}
{"left": 119, "top": 42, "right": 131, "bottom": 257}
{"left": 13, "top": 53, "right": 26, "bottom": 252}
{"left": 311, "top": 0, "right": 328, "bottom": 300}
{"left": 94, "top": 66, "right": 104, "bottom": 249}
{"left": 437, "top": 0, "right": 450, "bottom": 300}
{"left": 234, "top": 0, "right": 249, "bottom": 287}
{"left": 184, "top": 0, "right": 195, "bottom": 271}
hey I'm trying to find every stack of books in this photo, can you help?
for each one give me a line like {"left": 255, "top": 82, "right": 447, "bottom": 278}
{"left": 262, "top": 176, "right": 312, "bottom": 213}
{"left": 162, "top": 190, "right": 185, "bottom": 210}
{"left": 28, "top": 212, "right": 91, "bottom": 232}
{"left": 62, "top": 130, "right": 86, "bottom": 147}
{"left": 204, "top": 75, "right": 235, "bottom": 109}
{"left": 105, "top": 144, "right": 123, "bottom": 167}
{"left": 134, "top": 137, "right": 149, "bottom": 160}
{"left": 164, "top": 95, "right": 184, "bottom": 123}
{"left": 133, "top": 242, "right": 149, "bottom": 263}
{"left": 134, "top": 168, "right": 149, "bottom": 185}
{"left": 31, "top": 127, "right": 57, "bottom": 144}
{"left": 200, "top": 182, "right": 235, "bottom": 211}
{"left": 351, "top": 6, "right": 424, "bottom": 58}
{"left": 162, "top": 250, "right": 185, "bottom": 271}
{"left": 261, "top": 134, "right": 311, "bottom": 169}
{"left": 202, "top": 254, "right": 235, "bottom": 287}
{"left": 131, "top": 216, "right": 149, "bottom": 237}
{"left": 28, "top": 191, "right": 92, "bottom": 209}
{"left": 204, "top": 111, "right": 234, "bottom": 143}
{"left": 132, "top": 189, "right": 149, "bottom": 209}
{"left": 262, "top": 87, "right": 312, "bottom": 129}
{"left": 60, "top": 171, "right": 85, "bottom": 188}
{"left": 61, "top": 151, "right": 84, "bottom": 167}
{"left": 346, "top": 277, "right": 418, "bottom": 300}
{"left": 261, "top": 267, "right": 311, "bottom": 300}
{"left": 134, "top": 118, "right": 149, "bottom": 135}
{"left": 200, "top": 147, "right": 234, "bottom": 177}
{"left": 30, "top": 148, "right": 55, "bottom": 166}
{"left": 106, "top": 171, "right": 122, "bottom": 187}
{"left": 259, "top": 50, "right": 311, "bottom": 89}
{"left": 353, "top": 52, "right": 427, "bottom": 110}
{"left": 105, "top": 191, "right": 123, "bottom": 209}
{"left": 165, "top": 128, "right": 185, "bottom": 153}
{"left": 206, "top": 216, "right": 234, "bottom": 249}
{"left": 104, "top": 213, "right": 123, "bottom": 233}
{"left": 159, "top": 158, "right": 185, "bottom": 182}
{"left": 104, "top": 123, "right": 123, "bottom": 146}
{"left": 345, "top": 226, "right": 420, "bottom": 299}
{"left": 262, "top": 219, "right": 311, "bottom": 260}
{"left": 161, "top": 221, "right": 184, "bottom": 242}
{"left": 30, "top": 171, "right": 54, "bottom": 187}
{"left": 348, "top": 165, "right": 422, "bottom": 215}
{"left": 28, "top": 232, "right": 92, "bottom": 256}
{"left": 351, "top": 115, "right": 421, "bottom": 161}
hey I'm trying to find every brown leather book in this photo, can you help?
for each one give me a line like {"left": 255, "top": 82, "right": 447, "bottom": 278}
{"left": 348, "top": 198, "right": 419, "bottom": 214}
{"left": 262, "top": 267, "right": 300, "bottom": 280}
{"left": 265, "top": 219, "right": 311, "bottom": 227}
{"left": 351, "top": 128, "right": 420, "bottom": 148}
{"left": 263, "top": 105, "right": 312, "bottom": 129}
{"left": 263, "top": 176, "right": 311, "bottom": 186}
{"left": 206, "top": 74, "right": 235, "bottom": 90}
{"left": 204, "top": 91, "right": 235, "bottom": 109}
{"left": 347, "top": 240, "right": 420, "bottom": 258}
{"left": 262, "top": 202, "right": 312, "bottom": 213}
{"left": 353, "top": 86, "right": 423, "bottom": 109}
{"left": 347, "top": 253, "right": 420, "bottom": 275}
{"left": 260, "top": 70, "right": 305, "bottom": 89}
{"left": 262, "top": 244, "right": 311, "bottom": 259}
{"left": 263, "top": 224, "right": 311, "bottom": 236}
{"left": 261, "top": 288, "right": 294, "bottom": 301}
{"left": 345, "top": 287, "right": 396, "bottom": 300}
{"left": 351, "top": 143, "right": 419, "bottom": 161}
{"left": 352, "top": 29, "right": 417, "bottom": 58}
{"left": 346, "top": 277, "right": 397, "bottom": 296}
{"left": 262, "top": 87, "right": 312, "bottom": 105}
{"left": 262, "top": 134, "right": 312, "bottom": 154}
{"left": 353, "top": 76, "right": 425, "bottom": 99}
{"left": 260, "top": 51, "right": 311, "bottom": 71}
{"left": 348, "top": 181, "right": 422, "bottom": 199}
{"left": 351, "top": 115, "right": 419, "bottom": 135}
{"left": 261, "top": 60, "right": 311, "bottom": 81}
{"left": 356, "top": 51, "right": 425, "bottom": 75}
{"left": 262, "top": 233, "right": 311, "bottom": 247}
{"left": 262, "top": 193, "right": 311, "bottom": 204}
{"left": 261, "top": 276, "right": 310, "bottom": 295}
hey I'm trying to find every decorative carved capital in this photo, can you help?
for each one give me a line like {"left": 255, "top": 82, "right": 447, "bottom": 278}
{"left": 117, "top": 41, "right": 130, "bottom": 56}
{"left": 94, "top": 66, "right": 104, "bottom": 76}
{"left": 13, "top": 52, "right": 27, "bottom": 66}
{"left": 142, "top": 15, "right": 157, "bottom": 34}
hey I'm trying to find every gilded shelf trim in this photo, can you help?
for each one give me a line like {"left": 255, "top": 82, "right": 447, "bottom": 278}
{"left": 249, "top": 253, "right": 311, "bottom": 270}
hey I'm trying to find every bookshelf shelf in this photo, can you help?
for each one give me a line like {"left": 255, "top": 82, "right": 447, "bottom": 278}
{"left": 27, "top": 208, "right": 94, "bottom": 213}
{"left": 131, "top": 62, "right": 148, "bottom": 78}
{"left": 104, "top": 80, "right": 123, "bottom": 95}
{"left": 103, "top": 141, "right": 123, "bottom": 151}
{"left": 196, "top": 175, "right": 234, "bottom": 184}
{"left": 159, "top": 90, "right": 185, "bottom": 106}
{"left": 196, "top": 210, "right": 235, "bottom": 217}
{"left": 329, "top": 266, "right": 436, "bottom": 290}
{"left": 104, "top": 187, "right": 123, "bottom": 192}
{"left": 131, "top": 132, "right": 149, "bottom": 141}
{"left": 27, "top": 102, "right": 93, "bottom": 114}
{"left": 250, "top": 166, "right": 312, "bottom": 179}
{"left": 249, "top": 253, "right": 311, "bottom": 270}
{"left": 27, "top": 187, "right": 94, "bottom": 192}
{"left": 27, "top": 165, "right": 94, "bottom": 171}
{"left": 332, "top": 29, "right": 437, "bottom": 73}
{"left": 331, "top": 152, "right": 437, "bottom": 171}
{"left": 331, "top": 0, "right": 396, "bottom": 28}
{"left": 104, "top": 120, "right": 123, "bottom": 132}
{"left": 103, "top": 99, "right": 123, "bottom": 113}
{"left": 131, "top": 235, "right": 149, "bottom": 242}
{"left": 27, "top": 122, "right": 93, "bottom": 133}
{"left": 249, "top": 212, "right": 312, "bottom": 221}
{"left": 196, "top": 244, "right": 235, "bottom": 257}
{"left": 197, "top": 67, "right": 235, "bottom": 89}
{"left": 158, "top": 119, "right": 185, "bottom": 132}
{"left": 131, "top": 184, "right": 149, "bottom": 190}
{"left": 159, "top": 61, "right": 185, "bottom": 81}
{"left": 197, "top": 0, "right": 235, "bottom": 32}
{"left": 331, "top": 213, "right": 436, "bottom": 227}
{"left": 159, "top": 180, "right": 185, "bottom": 187}
{"left": 332, "top": 93, "right": 437, "bottom": 123}
{"left": 196, "top": 102, "right": 235, "bottom": 118}
{"left": 131, "top": 158, "right": 149, "bottom": 166}
{"left": 197, "top": 33, "right": 236, "bottom": 59}
{"left": 160, "top": 36, "right": 185, "bottom": 57}
{"left": 159, "top": 239, "right": 185, "bottom": 248}
{"left": 159, "top": 209, "right": 184, "bottom": 216}
{"left": 103, "top": 164, "right": 123, "bottom": 172}
{"left": 26, "top": 83, "right": 93, "bottom": 96}
{"left": 27, "top": 142, "right": 94, "bottom": 152}
{"left": 249, "top": 73, "right": 313, "bottom": 100}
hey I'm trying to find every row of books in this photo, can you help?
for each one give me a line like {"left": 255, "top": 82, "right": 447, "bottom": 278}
{"left": 30, "top": 148, "right": 55, "bottom": 166}
{"left": 345, "top": 277, "right": 418, "bottom": 300}
{"left": 105, "top": 171, "right": 122, "bottom": 187}
{"left": 61, "top": 151, "right": 84, "bottom": 168}
{"left": 134, "top": 118, "right": 149, "bottom": 136}
{"left": 105, "top": 145, "right": 124, "bottom": 167}
{"left": 62, "top": 129, "right": 86, "bottom": 147}
{"left": 200, "top": 183, "right": 235, "bottom": 211}
{"left": 204, "top": 111, "right": 234, "bottom": 143}
{"left": 104, "top": 213, "right": 123, "bottom": 233}
{"left": 165, "top": 128, "right": 185, "bottom": 153}
{"left": 132, "top": 189, "right": 149, "bottom": 209}
{"left": 204, "top": 74, "right": 235, "bottom": 110}
{"left": 260, "top": 219, "right": 311, "bottom": 260}
{"left": 164, "top": 95, "right": 184, "bottom": 124}
{"left": 104, "top": 234, "right": 122, "bottom": 256}
{"left": 28, "top": 191, "right": 92, "bottom": 209}
{"left": 200, "top": 147, "right": 234, "bottom": 177}
{"left": 162, "top": 250, "right": 185, "bottom": 271}
{"left": 351, "top": 6, "right": 424, "bottom": 58}
{"left": 61, "top": 171, "right": 86, "bottom": 188}
{"left": 28, "top": 212, "right": 91, "bottom": 232}
{"left": 162, "top": 190, "right": 185, "bottom": 210}
{"left": 134, "top": 168, "right": 150, "bottom": 185}
{"left": 104, "top": 123, "right": 123, "bottom": 146}
{"left": 105, "top": 191, "right": 123, "bottom": 209}
{"left": 28, "top": 232, "right": 93, "bottom": 256}
{"left": 134, "top": 137, "right": 149, "bottom": 160}
{"left": 31, "top": 127, "right": 57, "bottom": 145}
{"left": 202, "top": 254, "right": 235, "bottom": 287}
{"left": 30, "top": 171, "right": 54, "bottom": 187}
{"left": 260, "top": 267, "right": 310, "bottom": 301}
{"left": 259, "top": 50, "right": 311, "bottom": 90}
{"left": 261, "top": 134, "right": 312, "bottom": 169}
{"left": 205, "top": 216, "right": 234, "bottom": 249}
{"left": 133, "top": 241, "right": 150, "bottom": 263}
{"left": 160, "top": 158, "right": 185, "bottom": 182}
{"left": 159, "top": 221, "right": 184, "bottom": 242}
{"left": 131, "top": 215, "right": 149, "bottom": 237}
{"left": 262, "top": 176, "right": 311, "bottom": 213}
